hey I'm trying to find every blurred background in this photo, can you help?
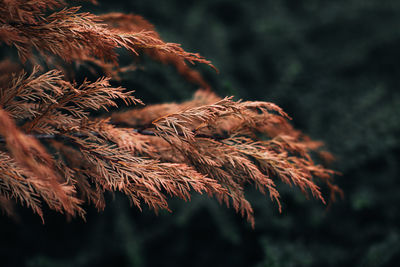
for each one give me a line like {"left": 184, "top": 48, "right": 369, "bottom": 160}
{"left": 1, "top": 0, "right": 400, "bottom": 266}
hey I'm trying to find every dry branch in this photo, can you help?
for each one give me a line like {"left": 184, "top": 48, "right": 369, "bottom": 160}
{"left": 0, "top": 0, "right": 341, "bottom": 226}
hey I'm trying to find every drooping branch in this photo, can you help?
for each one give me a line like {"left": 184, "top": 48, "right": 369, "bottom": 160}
{"left": 0, "top": 4, "right": 215, "bottom": 87}
{"left": 0, "top": 0, "right": 341, "bottom": 226}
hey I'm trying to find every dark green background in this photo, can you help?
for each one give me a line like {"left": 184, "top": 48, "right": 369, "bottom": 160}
{"left": 1, "top": 0, "right": 400, "bottom": 266}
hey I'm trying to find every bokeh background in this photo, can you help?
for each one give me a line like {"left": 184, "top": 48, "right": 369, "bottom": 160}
{"left": 1, "top": 0, "right": 400, "bottom": 266}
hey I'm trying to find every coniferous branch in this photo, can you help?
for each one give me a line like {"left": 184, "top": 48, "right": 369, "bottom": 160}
{"left": 0, "top": 1, "right": 215, "bottom": 82}
{"left": 0, "top": 0, "right": 341, "bottom": 226}
{"left": 99, "top": 12, "right": 214, "bottom": 89}
{"left": 112, "top": 91, "right": 341, "bottom": 226}
{"left": 0, "top": 108, "right": 84, "bottom": 221}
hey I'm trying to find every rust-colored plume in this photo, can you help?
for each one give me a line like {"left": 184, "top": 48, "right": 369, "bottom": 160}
{"left": 0, "top": 0, "right": 341, "bottom": 226}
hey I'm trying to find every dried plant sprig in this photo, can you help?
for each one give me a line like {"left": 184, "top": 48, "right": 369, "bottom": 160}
{"left": 0, "top": 67, "right": 229, "bottom": 222}
{"left": 100, "top": 12, "right": 214, "bottom": 89}
{"left": 0, "top": 66, "right": 140, "bottom": 133}
{"left": 0, "top": 0, "right": 64, "bottom": 25}
{"left": 0, "top": 66, "right": 139, "bottom": 220}
{"left": 143, "top": 96, "right": 340, "bottom": 226}
{"left": 0, "top": 108, "right": 84, "bottom": 221}
{"left": 0, "top": 4, "right": 215, "bottom": 81}
{"left": 0, "top": 66, "right": 339, "bottom": 225}
{"left": 0, "top": 0, "right": 340, "bottom": 226}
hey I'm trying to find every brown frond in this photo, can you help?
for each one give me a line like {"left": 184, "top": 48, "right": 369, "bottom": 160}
{"left": 0, "top": 107, "right": 84, "bottom": 220}
{"left": 0, "top": 151, "right": 44, "bottom": 219}
{"left": 0, "top": 0, "right": 339, "bottom": 227}
{"left": 0, "top": 67, "right": 140, "bottom": 134}
{"left": 126, "top": 93, "right": 339, "bottom": 224}
{"left": 50, "top": 132, "right": 228, "bottom": 213}
{"left": 0, "top": 0, "right": 64, "bottom": 24}
{"left": 0, "top": 6, "right": 214, "bottom": 75}
{"left": 111, "top": 89, "right": 220, "bottom": 128}
{"left": 100, "top": 13, "right": 213, "bottom": 89}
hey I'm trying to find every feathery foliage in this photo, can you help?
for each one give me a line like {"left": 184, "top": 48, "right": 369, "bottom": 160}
{"left": 0, "top": 0, "right": 341, "bottom": 226}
